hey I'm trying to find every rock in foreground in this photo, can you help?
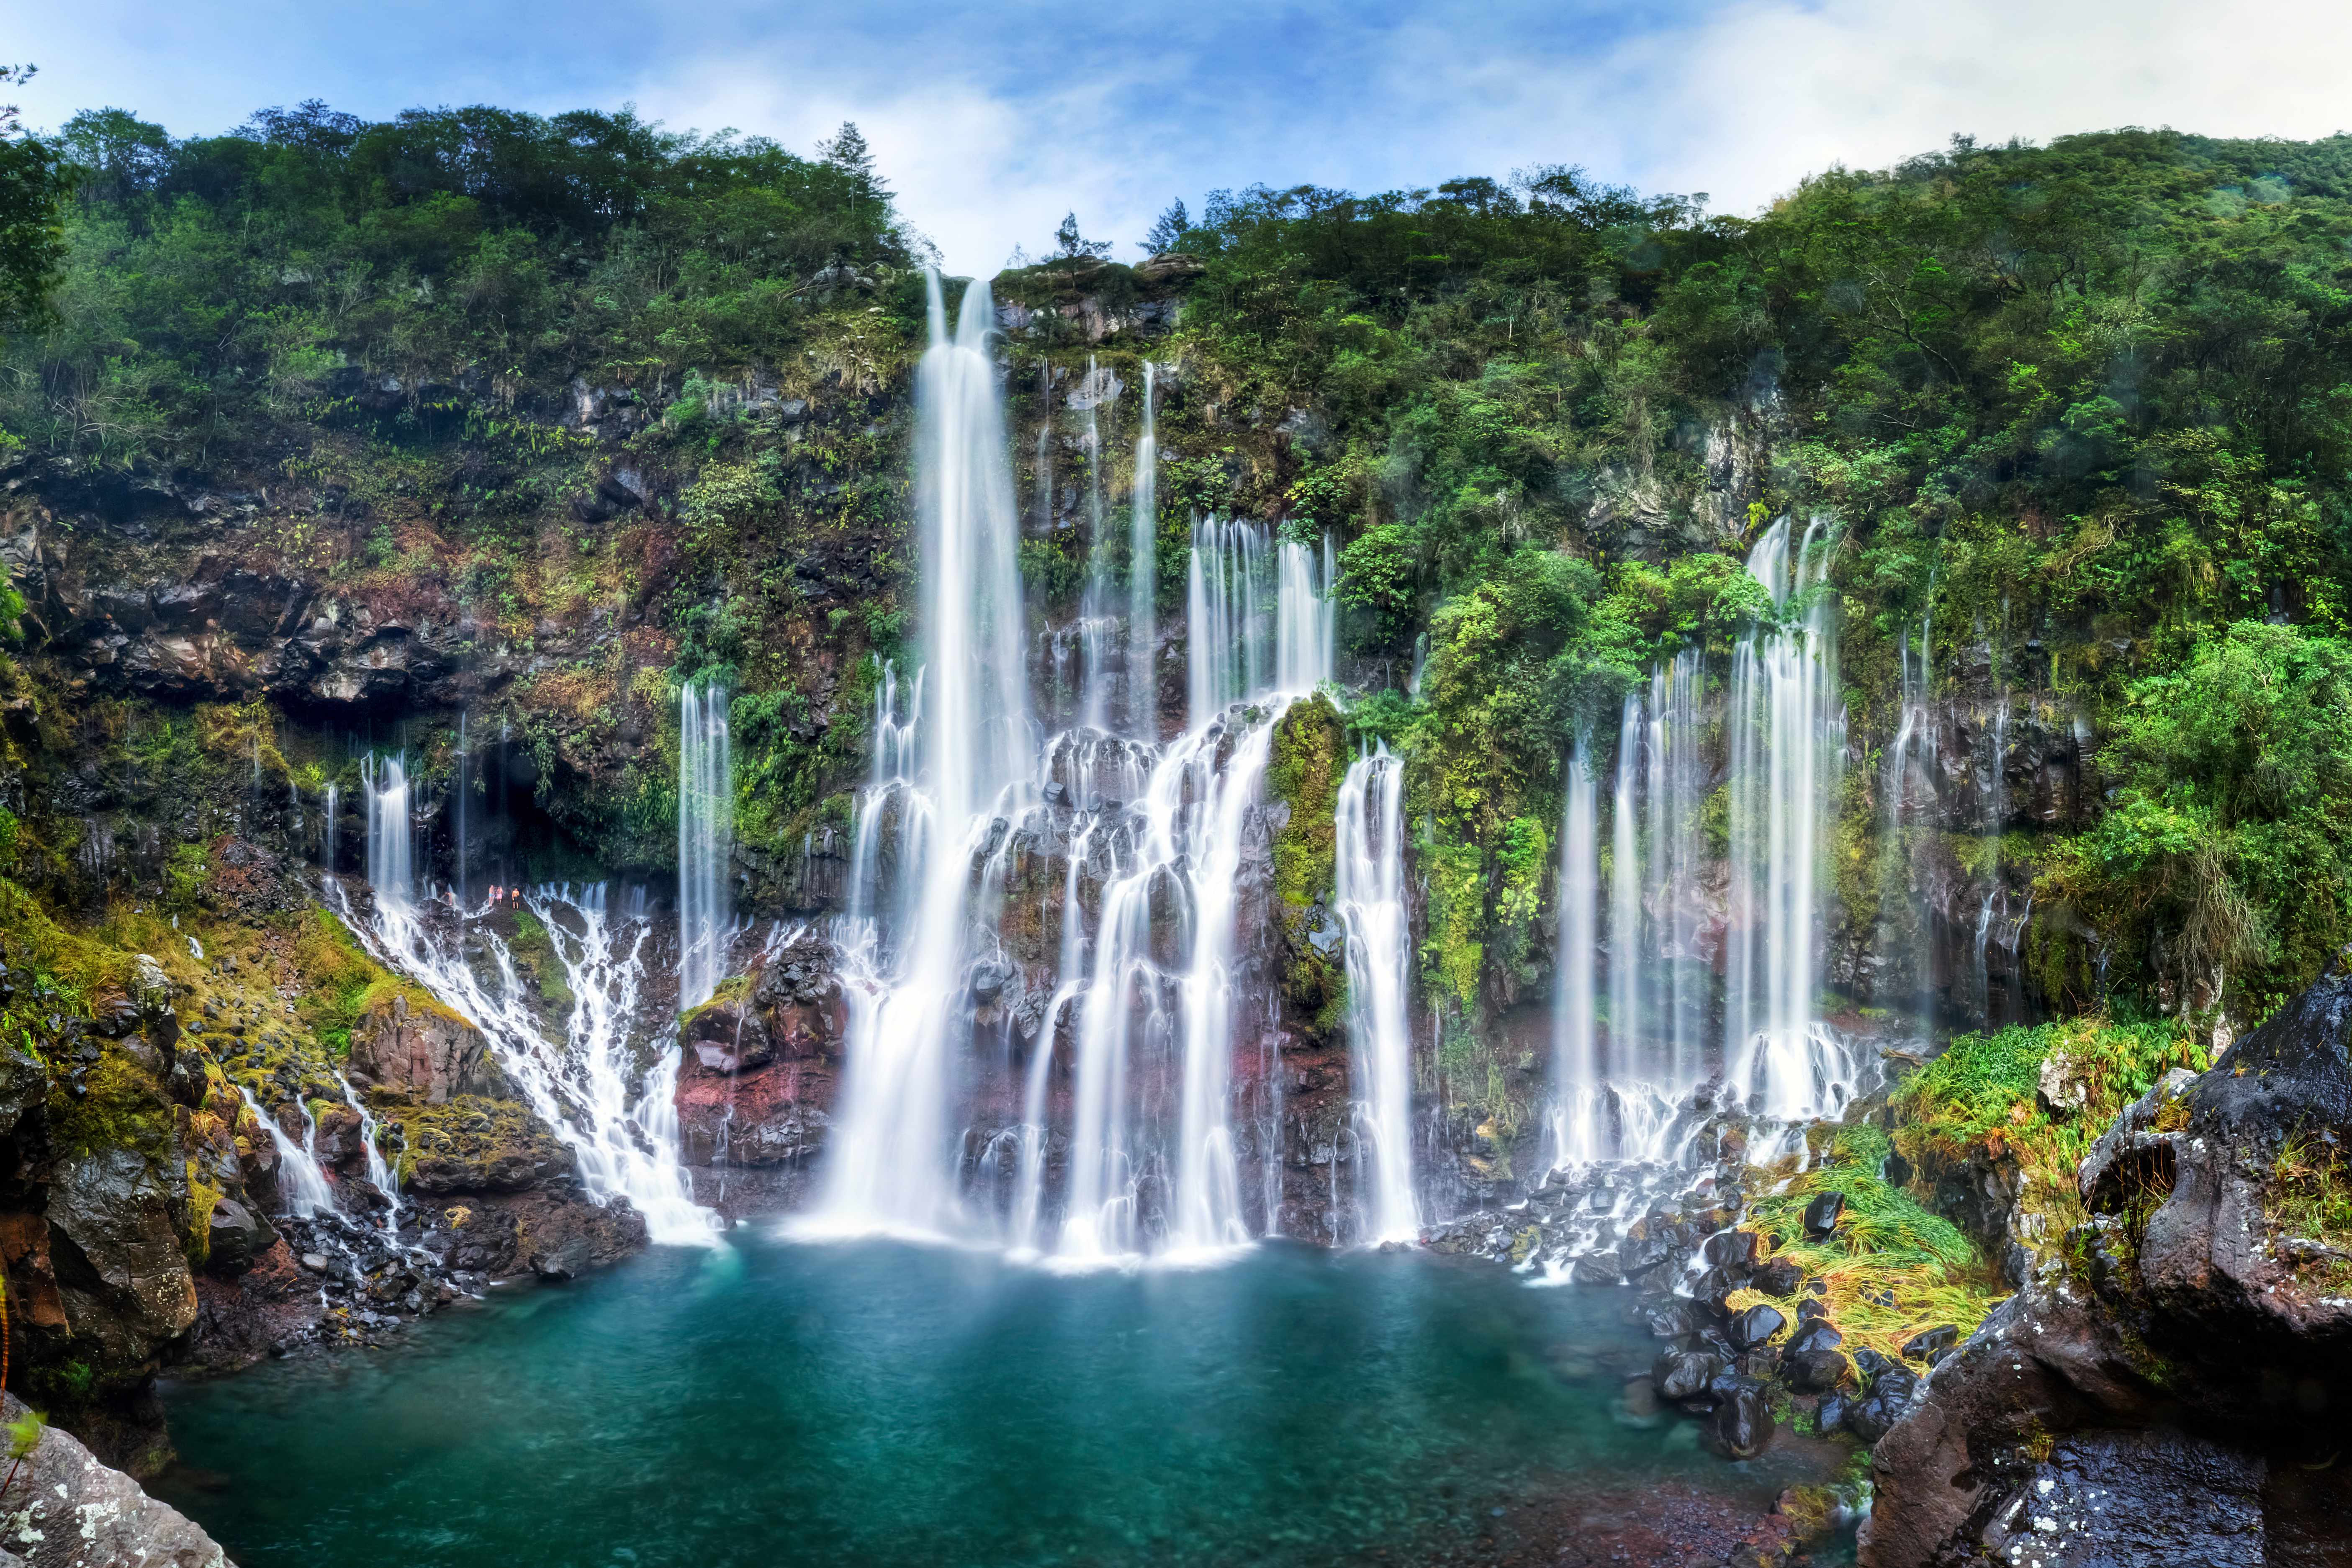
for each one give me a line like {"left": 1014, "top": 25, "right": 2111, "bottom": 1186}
{"left": 0, "top": 1393, "right": 232, "bottom": 1567}
{"left": 1861, "top": 949, "right": 2352, "bottom": 1565}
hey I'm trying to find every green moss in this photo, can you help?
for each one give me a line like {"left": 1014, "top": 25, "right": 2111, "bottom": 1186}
{"left": 1267, "top": 696, "right": 1342, "bottom": 909}
{"left": 507, "top": 909, "right": 576, "bottom": 1009}
{"left": 47, "top": 1051, "right": 172, "bottom": 1161}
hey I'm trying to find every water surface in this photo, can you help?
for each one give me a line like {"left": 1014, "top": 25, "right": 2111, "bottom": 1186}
{"left": 160, "top": 1236, "right": 1820, "bottom": 1567}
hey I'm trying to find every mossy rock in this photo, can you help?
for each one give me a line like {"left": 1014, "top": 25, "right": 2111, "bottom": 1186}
{"left": 1267, "top": 695, "right": 1346, "bottom": 1030}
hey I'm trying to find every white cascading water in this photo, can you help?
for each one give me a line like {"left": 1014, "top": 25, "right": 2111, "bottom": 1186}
{"left": 339, "top": 756, "right": 719, "bottom": 1244}
{"left": 678, "top": 679, "right": 733, "bottom": 1010}
{"left": 1882, "top": 609, "right": 1938, "bottom": 1033}
{"left": 1073, "top": 357, "right": 1121, "bottom": 734}
{"left": 815, "top": 273, "right": 1033, "bottom": 1238}
{"left": 332, "top": 1065, "right": 401, "bottom": 1230}
{"left": 1646, "top": 649, "right": 1707, "bottom": 1091}
{"left": 1019, "top": 523, "right": 1332, "bottom": 1262}
{"left": 1127, "top": 363, "right": 1158, "bottom": 736}
{"left": 1723, "top": 515, "right": 1856, "bottom": 1123}
{"left": 1548, "top": 734, "right": 1600, "bottom": 1165}
{"left": 237, "top": 1082, "right": 337, "bottom": 1218}
{"left": 1336, "top": 745, "right": 1417, "bottom": 1244}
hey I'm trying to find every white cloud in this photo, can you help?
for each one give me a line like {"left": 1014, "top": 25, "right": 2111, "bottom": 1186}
{"left": 12, "top": 0, "right": 2352, "bottom": 271}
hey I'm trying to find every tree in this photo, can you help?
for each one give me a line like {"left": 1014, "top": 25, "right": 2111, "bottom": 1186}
{"left": 58, "top": 108, "right": 170, "bottom": 206}
{"left": 1141, "top": 197, "right": 1190, "bottom": 254}
{"left": 1054, "top": 211, "right": 1110, "bottom": 261}
{"left": 817, "top": 121, "right": 882, "bottom": 190}
{"left": 0, "top": 66, "right": 67, "bottom": 336}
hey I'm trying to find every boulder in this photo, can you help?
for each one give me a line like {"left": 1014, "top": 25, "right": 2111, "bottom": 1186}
{"left": 1653, "top": 1349, "right": 1723, "bottom": 1403}
{"left": 348, "top": 992, "right": 494, "bottom": 1103}
{"left": 1728, "top": 1303, "right": 1786, "bottom": 1352}
{"left": 1708, "top": 1383, "right": 1776, "bottom": 1460}
{"left": 201, "top": 1195, "right": 277, "bottom": 1276}
{"left": 1861, "top": 946, "right": 2352, "bottom": 1565}
{"left": 0, "top": 1391, "right": 234, "bottom": 1567}
{"left": 44, "top": 1146, "right": 199, "bottom": 1365}
{"left": 1801, "top": 1190, "right": 1844, "bottom": 1238}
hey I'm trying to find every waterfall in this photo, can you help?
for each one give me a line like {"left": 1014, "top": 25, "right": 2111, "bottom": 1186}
{"left": 1607, "top": 695, "right": 1641, "bottom": 1091}
{"left": 1187, "top": 517, "right": 1272, "bottom": 722}
{"left": 1074, "top": 356, "right": 1119, "bottom": 733}
{"left": 453, "top": 712, "right": 469, "bottom": 907}
{"left": 678, "top": 679, "right": 734, "bottom": 1010}
{"left": 1550, "top": 734, "right": 1599, "bottom": 1165}
{"left": 332, "top": 1066, "right": 401, "bottom": 1231}
{"left": 1185, "top": 518, "right": 1332, "bottom": 727}
{"left": 323, "top": 781, "right": 338, "bottom": 871}
{"left": 817, "top": 273, "right": 1033, "bottom": 1237}
{"left": 1168, "top": 715, "right": 1275, "bottom": 1256}
{"left": 1881, "top": 611, "right": 1937, "bottom": 1034}
{"left": 337, "top": 755, "right": 718, "bottom": 1242}
{"left": 1128, "top": 363, "right": 1158, "bottom": 736}
{"left": 1723, "top": 516, "right": 1853, "bottom": 1122}
{"left": 237, "top": 1083, "right": 337, "bottom": 1219}
{"left": 1972, "top": 685, "right": 2013, "bottom": 1028}
{"left": 1337, "top": 745, "right": 1416, "bottom": 1244}
{"left": 362, "top": 753, "right": 412, "bottom": 912}
{"left": 1645, "top": 650, "right": 1707, "bottom": 1091}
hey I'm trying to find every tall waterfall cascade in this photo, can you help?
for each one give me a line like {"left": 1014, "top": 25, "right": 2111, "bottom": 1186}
{"left": 1549, "top": 735, "right": 1600, "bottom": 1165}
{"left": 677, "top": 679, "right": 734, "bottom": 1010}
{"left": 1337, "top": 745, "right": 1418, "bottom": 1244}
{"left": 812, "top": 275, "right": 1342, "bottom": 1260}
{"left": 1551, "top": 515, "right": 1869, "bottom": 1169}
{"left": 815, "top": 273, "right": 1035, "bottom": 1239}
{"left": 1723, "top": 516, "right": 1854, "bottom": 1123}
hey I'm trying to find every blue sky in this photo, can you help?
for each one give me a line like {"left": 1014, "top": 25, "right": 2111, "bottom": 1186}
{"left": 12, "top": 0, "right": 2349, "bottom": 272}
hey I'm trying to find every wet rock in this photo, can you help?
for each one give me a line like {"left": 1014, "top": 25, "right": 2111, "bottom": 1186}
{"left": 1728, "top": 1303, "right": 1785, "bottom": 1351}
{"left": 1900, "top": 1324, "right": 1958, "bottom": 1365}
{"left": 1708, "top": 1383, "right": 1776, "bottom": 1460}
{"left": 1702, "top": 1227, "right": 1762, "bottom": 1277}
{"left": 1786, "top": 1319, "right": 1843, "bottom": 1358}
{"left": 1653, "top": 1349, "right": 1724, "bottom": 1402}
{"left": 1844, "top": 1366, "right": 1920, "bottom": 1445}
{"left": 1801, "top": 1190, "right": 1844, "bottom": 1238}
{"left": 0, "top": 1391, "right": 233, "bottom": 1567}
{"left": 1785, "top": 1348, "right": 1851, "bottom": 1394}
{"left": 1753, "top": 1256, "right": 1803, "bottom": 1296}
{"left": 45, "top": 1146, "right": 200, "bottom": 1363}
{"left": 530, "top": 1234, "right": 594, "bottom": 1281}
{"left": 201, "top": 1196, "right": 277, "bottom": 1276}
{"left": 349, "top": 992, "right": 495, "bottom": 1103}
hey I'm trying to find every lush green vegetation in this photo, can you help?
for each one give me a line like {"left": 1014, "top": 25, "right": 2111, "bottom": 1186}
{"left": 1151, "top": 133, "right": 2352, "bottom": 1036}
{"left": 10, "top": 100, "right": 912, "bottom": 465}
{"left": 12, "top": 102, "right": 2352, "bottom": 1053}
{"left": 1892, "top": 1015, "right": 2205, "bottom": 1249}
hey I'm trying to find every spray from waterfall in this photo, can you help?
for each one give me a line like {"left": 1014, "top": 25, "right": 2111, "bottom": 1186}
{"left": 1337, "top": 745, "right": 1416, "bottom": 1243}
{"left": 678, "top": 679, "right": 734, "bottom": 1010}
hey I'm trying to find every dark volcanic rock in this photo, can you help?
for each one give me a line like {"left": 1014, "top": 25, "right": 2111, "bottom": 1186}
{"left": 1801, "top": 1190, "right": 1844, "bottom": 1238}
{"left": 1862, "top": 945, "right": 2352, "bottom": 1566}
